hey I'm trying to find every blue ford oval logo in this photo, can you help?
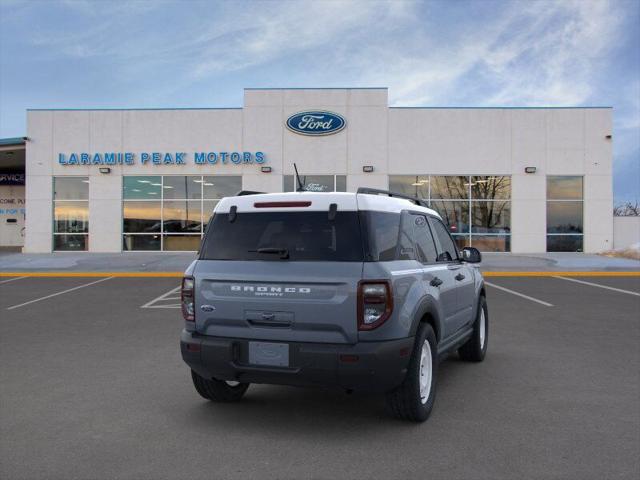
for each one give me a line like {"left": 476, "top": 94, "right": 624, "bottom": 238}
{"left": 286, "top": 111, "right": 346, "bottom": 136}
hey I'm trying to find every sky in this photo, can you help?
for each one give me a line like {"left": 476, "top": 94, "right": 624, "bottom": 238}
{"left": 0, "top": 0, "right": 638, "bottom": 203}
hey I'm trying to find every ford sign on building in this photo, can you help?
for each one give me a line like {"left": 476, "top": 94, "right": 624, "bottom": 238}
{"left": 10, "top": 87, "right": 613, "bottom": 254}
{"left": 286, "top": 111, "right": 346, "bottom": 136}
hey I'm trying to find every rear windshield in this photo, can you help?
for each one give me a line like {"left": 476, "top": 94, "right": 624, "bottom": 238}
{"left": 200, "top": 211, "right": 364, "bottom": 261}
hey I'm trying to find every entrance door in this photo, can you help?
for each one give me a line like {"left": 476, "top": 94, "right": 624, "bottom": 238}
{"left": 0, "top": 185, "right": 25, "bottom": 248}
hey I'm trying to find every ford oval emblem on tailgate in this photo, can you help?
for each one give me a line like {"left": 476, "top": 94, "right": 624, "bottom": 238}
{"left": 200, "top": 305, "right": 215, "bottom": 312}
{"left": 286, "top": 111, "right": 346, "bottom": 136}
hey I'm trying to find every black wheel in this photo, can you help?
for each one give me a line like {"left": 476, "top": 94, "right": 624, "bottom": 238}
{"left": 458, "top": 295, "right": 488, "bottom": 362}
{"left": 385, "top": 323, "right": 438, "bottom": 422}
{"left": 191, "top": 370, "right": 249, "bottom": 402}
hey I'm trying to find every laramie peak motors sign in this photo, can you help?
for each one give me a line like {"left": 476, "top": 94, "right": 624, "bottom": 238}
{"left": 57, "top": 151, "right": 266, "bottom": 166}
{"left": 286, "top": 111, "right": 346, "bottom": 136}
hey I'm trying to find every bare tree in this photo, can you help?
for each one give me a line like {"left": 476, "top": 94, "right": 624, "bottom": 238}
{"left": 613, "top": 201, "right": 639, "bottom": 216}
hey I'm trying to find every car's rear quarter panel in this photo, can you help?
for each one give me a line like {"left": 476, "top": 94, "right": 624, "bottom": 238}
{"left": 358, "top": 260, "right": 428, "bottom": 342}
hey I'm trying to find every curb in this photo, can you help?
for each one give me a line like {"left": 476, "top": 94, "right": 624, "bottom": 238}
{"left": 482, "top": 271, "right": 640, "bottom": 277}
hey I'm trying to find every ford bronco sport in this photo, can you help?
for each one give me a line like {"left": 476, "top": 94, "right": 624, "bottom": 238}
{"left": 180, "top": 188, "right": 487, "bottom": 422}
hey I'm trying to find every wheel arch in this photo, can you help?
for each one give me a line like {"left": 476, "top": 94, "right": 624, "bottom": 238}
{"left": 410, "top": 298, "right": 442, "bottom": 343}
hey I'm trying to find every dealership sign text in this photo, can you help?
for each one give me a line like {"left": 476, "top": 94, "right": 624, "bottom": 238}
{"left": 57, "top": 151, "right": 265, "bottom": 166}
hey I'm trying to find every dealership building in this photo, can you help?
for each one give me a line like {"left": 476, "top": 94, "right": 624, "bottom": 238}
{"left": 0, "top": 88, "right": 614, "bottom": 253}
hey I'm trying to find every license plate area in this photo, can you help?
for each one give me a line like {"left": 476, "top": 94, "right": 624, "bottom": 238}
{"left": 248, "top": 341, "right": 289, "bottom": 367}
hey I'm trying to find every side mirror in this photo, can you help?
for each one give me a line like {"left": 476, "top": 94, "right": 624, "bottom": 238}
{"left": 461, "top": 247, "right": 482, "bottom": 263}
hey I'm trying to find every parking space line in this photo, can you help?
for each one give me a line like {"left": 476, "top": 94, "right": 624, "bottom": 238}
{"left": 553, "top": 276, "right": 640, "bottom": 297}
{"left": 485, "top": 281, "right": 554, "bottom": 307}
{"left": 141, "top": 286, "right": 181, "bottom": 309}
{"left": 6, "top": 277, "right": 114, "bottom": 310}
{"left": 0, "top": 276, "right": 27, "bottom": 285}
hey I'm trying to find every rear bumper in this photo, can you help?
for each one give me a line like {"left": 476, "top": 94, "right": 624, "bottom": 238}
{"left": 181, "top": 330, "right": 414, "bottom": 393}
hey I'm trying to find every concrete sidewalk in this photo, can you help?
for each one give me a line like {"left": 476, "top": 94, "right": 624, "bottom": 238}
{"left": 480, "top": 252, "right": 640, "bottom": 272}
{"left": 0, "top": 252, "right": 197, "bottom": 273}
{"left": 0, "top": 251, "right": 638, "bottom": 273}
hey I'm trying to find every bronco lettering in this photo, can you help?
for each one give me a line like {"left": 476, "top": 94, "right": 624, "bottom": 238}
{"left": 230, "top": 285, "right": 311, "bottom": 294}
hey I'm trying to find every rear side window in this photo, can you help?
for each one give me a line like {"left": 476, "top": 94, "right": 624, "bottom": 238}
{"left": 412, "top": 214, "right": 438, "bottom": 263}
{"left": 200, "top": 211, "right": 363, "bottom": 261}
{"left": 397, "top": 213, "right": 416, "bottom": 260}
{"left": 430, "top": 218, "right": 458, "bottom": 262}
{"left": 362, "top": 211, "right": 401, "bottom": 261}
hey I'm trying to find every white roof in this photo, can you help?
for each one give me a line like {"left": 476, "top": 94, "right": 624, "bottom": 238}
{"left": 215, "top": 191, "right": 441, "bottom": 218}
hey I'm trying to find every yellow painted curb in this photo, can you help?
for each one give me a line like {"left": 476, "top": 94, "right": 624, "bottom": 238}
{"left": 483, "top": 271, "right": 640, "bottom": 277}
{"left": 0, "top": 272, "right": 184, "bottom": 278}
{"left": 0, "top": 271, "right": 638, "bottom": 278}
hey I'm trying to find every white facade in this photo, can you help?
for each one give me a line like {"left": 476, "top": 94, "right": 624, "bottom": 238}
{"left": 613, "top": 216, "right": 640, "bottom": 250}
{"left": 24, "top": 88, "right": 613, "bottom": 253}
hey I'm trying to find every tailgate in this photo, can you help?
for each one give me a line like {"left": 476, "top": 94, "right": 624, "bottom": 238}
{"left": 194, "top": 261, "right": 363, "bottom": 344}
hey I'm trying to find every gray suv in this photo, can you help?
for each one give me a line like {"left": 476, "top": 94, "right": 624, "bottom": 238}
{"left": 180, "top": 188, "right": 487, "bottom": 422}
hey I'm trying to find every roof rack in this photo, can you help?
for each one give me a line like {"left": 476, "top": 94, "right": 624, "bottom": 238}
{"left": 235, "top": 190, "right": 265, "bottom": 196}
{"left": 356, "top": 187, "right": 429, "bottom": 208}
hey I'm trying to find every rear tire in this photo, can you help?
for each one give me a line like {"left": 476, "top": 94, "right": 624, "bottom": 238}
{"left": 385, "top": 323, "right": 437, "bottom": 422}
{"left": 191, "top": 370, "right": 249, "bottom": 402}
{"left": 458, "top": 295, "right": 488, "bottom": 362}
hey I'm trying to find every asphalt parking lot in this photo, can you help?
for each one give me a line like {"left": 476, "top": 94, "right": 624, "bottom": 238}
{"left": 1, "top": 274, "right": 639, "bottom": 480}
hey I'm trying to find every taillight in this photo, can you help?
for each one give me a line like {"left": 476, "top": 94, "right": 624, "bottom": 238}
{"left": 181, "top": 276, "right": 195, "bottom": 322}
{"left": 358, "top": 281, "right": 393, "bottom": 330}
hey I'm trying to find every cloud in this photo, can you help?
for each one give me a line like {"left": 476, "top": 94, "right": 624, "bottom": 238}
{"left": 15, "top": 0, "right": 626, "bottom": 109}
{"left": 369, "top": 0, "right": 625, "bottom": 107}
{"left": 2, "top": 0, "right": 637, "bottom": 203}
{"left": 188, "top": 1, "right": 411, "bottom": 79}
{"left": 482, "top": 0, "right": 623, "bottom": 106}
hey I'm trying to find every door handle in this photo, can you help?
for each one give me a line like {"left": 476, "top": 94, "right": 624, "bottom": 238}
{"left": 430, "top": 277, "right": 443, "bottom": 287}
{"left": 455, "top": 273, "right": 465, "bottom": 281}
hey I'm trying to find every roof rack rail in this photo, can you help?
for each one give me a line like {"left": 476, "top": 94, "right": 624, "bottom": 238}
{"left": 356, "top": 187, "right": 429, "bottom": 208}
{"left": 236, "top": 190, "right": 265, "bottom": 196}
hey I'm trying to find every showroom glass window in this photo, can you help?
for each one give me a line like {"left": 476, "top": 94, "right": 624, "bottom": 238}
{"left": 283, "top": 175, "right": 347, "bottom": 192}
{"left": 122, "top": 176, "right": 241, "bottom": 251}
{"left": 546, "top": 176, "right": 583, "bottom": 252}
{"left": 53, "top": 177, "right": 89, "bottom": 251}
{"left": 388, "top": 175, "right": 511, "bottom": 252}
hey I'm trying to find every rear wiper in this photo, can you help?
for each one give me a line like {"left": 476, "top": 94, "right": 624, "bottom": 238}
{"left": 249, "top": 247, "right": 290, "bottom": 259}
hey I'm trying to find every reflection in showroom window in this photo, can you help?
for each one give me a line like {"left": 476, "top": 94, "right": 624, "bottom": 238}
{"left": 546, "top": 176, "right": 583, "bottom": 252}
{"left": 283, "top": 175, "right": 347, "bottom": 192}
{"left": 388, "top": 175, "right": 511, "bottom": 252}
{"left": 53, "top": 176, "right": 89, "bottom": 251}
{"left": 122, "top": 175, "right": 240, "bottom": 251}
{"left": 430, "top": 176, "right": 469, "bottom": 199}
